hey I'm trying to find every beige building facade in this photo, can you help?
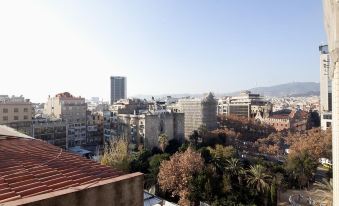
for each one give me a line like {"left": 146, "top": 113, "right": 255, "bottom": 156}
{"left": 0, "top": 95, "right": 33, "bottom": 125}
{"left": 44, "top": 92, "right": 87, "bottom": 123}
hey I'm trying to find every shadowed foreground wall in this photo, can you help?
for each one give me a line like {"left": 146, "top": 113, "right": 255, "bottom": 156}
{"left": 4, "top": 173, "right": 144, "bottom": 206}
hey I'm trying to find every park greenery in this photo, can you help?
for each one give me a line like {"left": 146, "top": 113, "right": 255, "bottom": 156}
{"left": 101, "top": 114, "right": 332, "bottom": 206}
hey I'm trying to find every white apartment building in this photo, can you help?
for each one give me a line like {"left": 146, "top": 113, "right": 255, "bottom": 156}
{"left": 319, "top": 44, "right": 333, "bottom": 130}
{"left": 217, "top": 97, "right": 231, "bottom": 116}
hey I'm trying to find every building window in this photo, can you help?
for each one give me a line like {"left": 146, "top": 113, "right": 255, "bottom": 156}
{"left": 327, "top": 122, "right": 332, "bottom": 128}
{"left": 24, "top": 115, "right": 28, "bottom": 120}
{"left": 24, "top": 108, "right": 28, "bottom": 112}
{"left": 3, "top": 108, "right": 8, "bottom": 113}
{"left": 14, "top": 108, "right": 19, "bottom": 113}
{"left": 3, "top": 116, "right": 8, "bottom": 121}
{"left": 323, "top": 114, "right": 332, "bottom": 120}
{"left": 14, "top": 116, "right": 19, "bottom": 120}
{"left": 328, "top": 93, "right": 332, "bottom": 112}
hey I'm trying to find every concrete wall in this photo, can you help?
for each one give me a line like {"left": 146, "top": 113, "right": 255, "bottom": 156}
{"left": 201, "top": 101, "right": 217, "bottom": 131}
{"left": 163, "top": 113, "right": 174, "bottom": 141}
{"left": 173, "top": 113, "right": 185, "bottom": 143}
{"left": 143, "top": 113, "right": 180, "bottom": 149}
{"left": 116, "top": 112, "right": 184, "bottom": 150}
{"left": 6, "top": 173, "right": 144, "bottom": 206}
{"left": 145, "top": 115, "right": 161, "bottom": 149}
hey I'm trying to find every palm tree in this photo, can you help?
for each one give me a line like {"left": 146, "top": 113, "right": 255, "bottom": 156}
{"left": 225, "top": 158, "right": 244, "bottom": 186}
{"left": 225, "top": 158, "right": 243, "bottom": 174}
{"left": 246, "top": 164, "right": 272, "bottom": 206}
{"left": 158, "top": 133, "right": 168, "bottom": 152}
{"left": 246, "top": 164, "right": 271, "bottom": 194}
{"left": 311, "top": 178, "right": 333, "bottom": 206}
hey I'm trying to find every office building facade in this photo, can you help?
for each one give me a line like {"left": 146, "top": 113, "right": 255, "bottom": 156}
{"left": 226, "top": 91, "right": 272, "bottom": 119}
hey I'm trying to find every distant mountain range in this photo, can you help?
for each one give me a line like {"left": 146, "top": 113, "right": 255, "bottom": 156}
{"left": 227, "top": 82, "right": 320, "bottom": 97}
{"left": 132, "top": 82, "right": 320, "bottom": 99}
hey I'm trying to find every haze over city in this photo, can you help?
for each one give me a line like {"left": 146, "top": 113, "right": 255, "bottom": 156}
{"left": 0, "top": 0, "right": 326, "bottom": 102}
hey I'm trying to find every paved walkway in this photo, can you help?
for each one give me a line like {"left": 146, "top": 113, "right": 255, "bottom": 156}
{"left": 278, "top": 189, "right": 315, "bottom": 206}
{"left": 278, "top": 167, "right": 331, "bottom": 206}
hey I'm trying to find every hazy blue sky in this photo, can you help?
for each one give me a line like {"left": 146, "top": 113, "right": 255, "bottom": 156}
{"left": 0, "top": 0, "right": 326, "bottom": 102}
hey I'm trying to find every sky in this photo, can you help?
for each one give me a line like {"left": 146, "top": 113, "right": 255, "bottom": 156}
{"left": 0, "top": 0, "right": 327, "bottom": 102}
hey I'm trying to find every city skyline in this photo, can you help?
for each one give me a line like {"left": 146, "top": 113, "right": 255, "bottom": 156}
{"left": 0, "top": 0, "right": 326, "bottom": 102}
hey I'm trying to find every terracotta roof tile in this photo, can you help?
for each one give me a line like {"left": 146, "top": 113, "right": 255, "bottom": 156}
{"left": 0, "top": 138, "right": 123, "bottom": 203}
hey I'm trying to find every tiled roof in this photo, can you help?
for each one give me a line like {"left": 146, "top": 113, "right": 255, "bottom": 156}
{"left": 0, "top": 137, "right": 124, "bottom": 204}
{"left": 269, "top": 114, "right": 290, "bottom": 119}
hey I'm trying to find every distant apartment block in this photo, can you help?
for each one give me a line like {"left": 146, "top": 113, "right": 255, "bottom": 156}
{"left": 110, "top": 76, "right": 127, "bottom": 104}
{"left": 0, "top": 95, "right": 33, "bottom": 125}
{"left": 319, "top": 44, "right": 332, "bottom": 130}
{"left": 87, "top": 112, "right": 104, "bottom": 144}
{"left": 44, "top": 92, "right": 87, "bottom": 123}
{"left": 43, "top": 92, "right": 87, "bottom": 147}
{"left": 68, "top": 122, "right": 87, "bottom": 147}
{"left": 111, "top": 98, "right": 149, "bottom": 115}
{"left": 32, "top": 120, "right": 67, "bottom": 148}
{"left": 176, "top": 93, "right": 217, "bottom": 139}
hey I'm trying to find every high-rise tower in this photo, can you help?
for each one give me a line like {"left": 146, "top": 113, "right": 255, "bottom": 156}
{"left": 110, "top": 76, "right": 126, "bottom": 104}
